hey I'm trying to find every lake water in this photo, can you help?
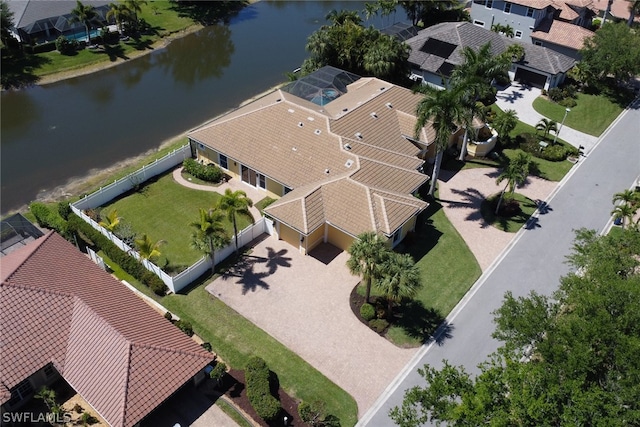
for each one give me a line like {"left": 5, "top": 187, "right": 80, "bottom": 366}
{"left": 1, "top": 1, "right": 368, "bottom": 215}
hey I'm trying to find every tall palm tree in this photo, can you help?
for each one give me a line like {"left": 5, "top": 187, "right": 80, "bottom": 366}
{"left": 123, "top": 0, "right": 146, "bottom": 24}
{"left": 612, "top": 189, "right": 640, "bottom": 207}
{"left": 363, "top": 2, "right": 379, "bottom": 22}
{"left": 414, "top": 83, "right": 466, "bottom": 197}
{"left": 495, "top": 152, "right": 531, "bottom": 214}
{"left": 377, "top": 252, "right": 422, "bottom": 318}
{"left": 535, "top": 118, "right": 558, "bottom": 139}
{"left": 219, "top": 189, "right": 254, "bottom": 253}
{"left": 325, "top": 9, "right": 362, "bottom": 26}
{"left": 106, "top": 2, "right": 131, "bottom": 34}
{"left": 99, "top": 209, "right": 121, "bottom": 232}
{"left": 70, "top": 0, "right": 98, "bottom": 44}
{"left": 363, "top": 33, "right": 409, "bottom": 81}
{"left": 347, "top": 232, "right": 389, "bottom": 303}
{"left": 190, "top": 207, "right": 230, "bottom": 274}
{"left": 611, "top": 203, "right": 636, "bottom": 229}
{"left": 135, "top": 233, "right": 166, "bottom": 261}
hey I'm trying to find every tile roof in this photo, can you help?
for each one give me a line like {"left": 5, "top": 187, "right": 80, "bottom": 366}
{"left": 532, "top": 18, "right": 595, "bottom": 50}
{"left": 507, "top": 0, "right": 557, "bottom": 8}
{"left": 0, "top": 232, "right": 213, "bottom": 427}
{"left": 408, "top": 22, "right": 576, "bottom": 75}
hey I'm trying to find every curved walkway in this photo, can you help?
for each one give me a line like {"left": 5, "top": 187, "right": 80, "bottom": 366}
{"left": 496, "top": 82, "right": 599, "bottom": 154}
{"left": 172, "top": 167, "right": 262, "bottom": 221}
{"left": 438, "top": 167, "right": 557, "bottom": 271}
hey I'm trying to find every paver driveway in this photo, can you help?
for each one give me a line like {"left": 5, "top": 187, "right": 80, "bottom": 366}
{"left": 206, "top": 237, "right": 417, "bottom": 415}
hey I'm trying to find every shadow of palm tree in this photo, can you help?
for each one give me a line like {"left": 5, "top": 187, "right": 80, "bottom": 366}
{"left": 394, "top": 300, "right": 453, "bottom": 344}
{"left": 1, "top": 50, "right": 50, "bottom": 89}
{"left": 264, "top": 247, "right": 291, "bottom": 274}
{"left": 92, "top": 44, "right": 129, "bottom": 61}
{"left": 126, "top": 37, "right": 154, "bottom": 51}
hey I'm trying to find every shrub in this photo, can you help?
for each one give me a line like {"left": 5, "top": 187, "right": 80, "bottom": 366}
{"left": 57, "top": 202, "right": 72, "bottom": 220}
{"left": 73, "top": 403, "right": 84, "bottom": 414}
{"left": 30, "top": 202, "right": 68, "bottom": 236}
{"left": 360, "top": 303, "right": 375, "bottom": 321}
{"left": 164, "top": 311, "right": 174, "bottom": 321}
{"left": 369, "top": 318, "right": 389, "bottom": 333}
{"left": 201, "top": 342, "right": 213, "bottom": 352}
{"left": 182, "top": 158, "right": 223, "bottom": 183}
{"left": 547, "top": 87, "right": 563, "bottom": 102}
{"left": 299, "top": 400, "right": 327, "bottom": 426}
{"left": 55, "top": 36, "right": 79, "bottom": 55}
{"left": 176, "top": 319, "right": 194, "bottom": 337}
{"left": 562, "top": 84, "right": 577, "bottom": 99}
{"left": 245, "top": 356, "right": 281, "bottom": 422}
{"left": 210, "top": 362, "right": 227, "bottom": 382}
{"left": 539, "top": 144, "right": 568, "bottom": 161}
{"left": 558, "top": 97, "right": 577, "bottom": 108}
{"left": 541, "top": 89, "right": 547, "bottom": 97}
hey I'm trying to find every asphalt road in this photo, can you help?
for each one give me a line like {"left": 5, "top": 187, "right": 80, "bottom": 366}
{"left": 358, "top": 97, "right": 640, "bottom": 427}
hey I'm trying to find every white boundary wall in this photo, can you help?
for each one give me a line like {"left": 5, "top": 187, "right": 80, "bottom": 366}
{"left": 70, "top": 144, "right": 270, "bottom": 293}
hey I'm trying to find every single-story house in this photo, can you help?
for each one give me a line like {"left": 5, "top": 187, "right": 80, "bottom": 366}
{"left": 406, "top": 21, "right": 577, "bottom": 89}
{"left": 6, "top": 0, "right": 111, "bottom": 44}
{"left": 188, "top": 66, "right": 438, "bottom": 253}
{"left": 0, "top": 232, "right": 214, "bottom": 427}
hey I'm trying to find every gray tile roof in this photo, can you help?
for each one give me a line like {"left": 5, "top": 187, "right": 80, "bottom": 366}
{"left": 8, "top": 0, "right": 110, "bottom": 30}
{"left": 407, "top": 21, "right": 575, "bottom": 76}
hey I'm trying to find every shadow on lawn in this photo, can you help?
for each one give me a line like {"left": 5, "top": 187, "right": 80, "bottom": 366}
{"left": 394, "top": 300, "right": 453, "bottom": 345}
{"left": 1, "top": 50, "right": 49, "bottom": 89}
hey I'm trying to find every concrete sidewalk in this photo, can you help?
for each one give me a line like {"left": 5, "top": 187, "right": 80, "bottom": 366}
{"left": 495, "top": 82, "right": 598, "bottom": 154}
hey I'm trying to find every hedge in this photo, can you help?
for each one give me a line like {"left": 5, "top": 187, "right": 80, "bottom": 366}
{"left": 30, "top": 202, "right": 68, "bottom": 237}
{"left": 182, "top": 158, "right": 223, "bottom": 183}
{"left": 245, "top": 356, "right": 281, "bottom": 422}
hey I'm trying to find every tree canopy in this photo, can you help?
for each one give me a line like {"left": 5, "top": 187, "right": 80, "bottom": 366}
{"left": 391, "top": 226, "right": 640, "bottom": 426}
{"left": 579, "top": 22, "right": 640, "bottom": 85}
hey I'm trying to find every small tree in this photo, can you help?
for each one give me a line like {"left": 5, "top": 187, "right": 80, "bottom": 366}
{"left": 99, "top": 209, "right": 121, "bottom": 232}
{"left": 135, "top": 233, "right": 165, "bottom": 261}
{"left": 347, "top": 232, "right": 390, "bottom": 303}
{"left": 495, "top": 152, "right": 531, "bottom": 214}
{"left": 35, "top": 386, "right": 62, "bottom": 415}
{"left": 612, "top": 203, "right": 637, "bottom": 229}
{"left": 219, "top": 189, "right": 254, "bottom": 253}
{"left": 377, "top": 252, "right": 422, "bottom": 318}
{"left": 190, "top": 207, "right": 230, "bottom": 274}
{"left": 491, "top": 109, "right": 518, "bottom": 146}
{"left": 535, "top": 118, "right": 558, "bottom": 139}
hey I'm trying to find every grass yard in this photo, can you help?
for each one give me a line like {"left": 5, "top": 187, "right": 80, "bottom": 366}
{"left": 374, "top": 200, "right": 482, "bottom": 347}
{"left": 101, "top": 171, "right": 251, "bottom": 269}
{"left": 480, "top": 192, "right": 538, "bottom": 233}
{"left": 532, "top": 92, "right": 625, "bottom": 136}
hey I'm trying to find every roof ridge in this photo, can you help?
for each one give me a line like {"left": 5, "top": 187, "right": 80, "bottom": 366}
{"left": 129, "top": 341, "right": 213, "bottom": 360}
{"left": 364, "top": 185, "right": 378, "bottom": 232}
{"left": 376, "top": 194, "right": 391, "bottom": 233}
{"left": 371, "top": 188, "right": 426, "bottom": 205}
{"left": 121, "top": 342, "right": 134, "bottom": 427}
{"left": 358, "top": 157, "right": 425, "bottom": 175}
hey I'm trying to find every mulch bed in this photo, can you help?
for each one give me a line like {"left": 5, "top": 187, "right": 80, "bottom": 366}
{"left": 220, "top": 369, "right": 307, "bottom": 426}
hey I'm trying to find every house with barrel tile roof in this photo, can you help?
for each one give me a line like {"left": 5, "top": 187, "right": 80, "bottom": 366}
{"left": 0, "top": 232, "right": 214, "bottom": 427}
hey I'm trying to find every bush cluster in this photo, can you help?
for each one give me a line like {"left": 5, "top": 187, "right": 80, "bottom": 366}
{"left": 30, "top": 202, "right": 68, "bottom": 236}
{"left": 245, "top": 357, "right": 281, "bottom": 422}
{"left": 55, "top": 36, "right": 80, "bottom": 55}
{"left": 183, "top": 158, "right": 223, "bottom": 183}
{"left": 210, "top": 361, "right": 227, "bottom": 382}
{"left": 547, "top": 85, "right": 578, "bottom": 107}
{"left": 360, "top": 303, "right": 376, "bottom": 321}
{"left": 67, "top": 214, "right": 168, "bottom": 295}
{"left": 515, "top": 133, "right": 577, "bottom": 162}
{"left": 176, "top": 319, "right": 194, "bottom": 336}
{"left": 369, "top": 318, "right": 390, "bottom": 333}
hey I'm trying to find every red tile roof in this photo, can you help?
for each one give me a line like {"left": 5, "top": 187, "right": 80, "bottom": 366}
{"left": 532, "top": 19, "right": 595, "bottom": 49}
{"left": 0, "top": 232, "right": 213, "bottom": 427}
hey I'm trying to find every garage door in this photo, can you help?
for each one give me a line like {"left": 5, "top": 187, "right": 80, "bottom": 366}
{"left": 514, "top": 68, "right": 547, "bottom": 88}
{"left": 327, "top": 226, "right": 354, "bottom": 251}
{"left": 279, "top": 223, "right": 300, "bottom": 250}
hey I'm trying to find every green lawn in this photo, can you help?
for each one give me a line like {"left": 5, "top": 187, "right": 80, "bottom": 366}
{"left": 101, "top": 172, "right": 251, "bottom": 269}
{"left": 532, "top": 92, "right": 624, "bottom": 136}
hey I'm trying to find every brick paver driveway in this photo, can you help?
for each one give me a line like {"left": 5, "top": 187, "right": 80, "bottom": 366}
{"left": 206, "top": 237, "right": 417, "bottom": 415}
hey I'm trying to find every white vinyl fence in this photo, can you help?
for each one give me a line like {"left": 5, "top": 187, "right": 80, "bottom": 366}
{"left": 70, "top": 145, "right": 271, "bottom": 293}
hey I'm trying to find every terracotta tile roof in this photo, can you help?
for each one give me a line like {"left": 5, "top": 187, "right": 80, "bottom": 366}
{"left": 592, "top": 0, "right": 640, "bottom": 21}
{"left": 507, "top": 0, "right": 556, "bottom": 8}
{"left": 0, "top": 232, "right": 213, "bottom": 427}
{"left": 532, "top": 19, "right": 595, "bottom": 49}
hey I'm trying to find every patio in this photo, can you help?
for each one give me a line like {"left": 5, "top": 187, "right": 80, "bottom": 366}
{"left": 205, "top": 237, "right": 417, "bottom": 416}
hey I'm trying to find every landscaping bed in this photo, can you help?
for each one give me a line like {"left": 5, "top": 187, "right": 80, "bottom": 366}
{"left": 480, "top": 192, "right": 538, "bottom": 233}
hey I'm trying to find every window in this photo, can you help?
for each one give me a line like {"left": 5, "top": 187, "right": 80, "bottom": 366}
{"left": 504, "top": 2, "right": 511, "bottom": 13}
{"left": 534, "top": 40, "right": 543, "bottom": 46}
{"left": 515, "top": 30, "right": 523, "bottom": 39}
{"left": 259, "top": 174, "right": 266, "bottom": 189}
{"left": 219, "top": 154, "right": 228, "bottom": 169}
{"left": 393, "top": 229, "right": 401, "bottom": 244}
{"left": 486, "top": 0, "right": 493, "bottom": 8}
{"left": 473, "top": 20, "right": 485, "bottom": 27}
{"left": 526, "top": 7, "right": 534, "bottom": 17}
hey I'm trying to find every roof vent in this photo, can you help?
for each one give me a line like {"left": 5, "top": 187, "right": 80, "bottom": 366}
{"left": 288, "top": 108, "right": 295, "bottom": 113}
{"left": 345, "top": 159, "right": 354, "bottom": 168}
{"left": 276, "top": 98, "right": 282, "bottom": 102}
{"left": 342, "top": 108, "right": 348, "bottom": 112}
{"left": 307, "top": 116, "right": 315, "bottom": 121}
{"left": 386, "top": 102, "right": 393, "bottom": 108}
{"left": 380, "top": 87, "right": 386, "bottom": 91}
{"left": 370, "top": 112, "right": 378, "bottom": 119}
{"left": 292, "top": 147, "right": 297, "bottom": 152}
{"left": 344, "top": 143, "right": 351, "bottom": 150}
{"left": 355, "top": 132, "right": 363, "bottom": 139}
{"left": 325, "top": 168, "right": 330, "bottom": 174}
{"left": 298, "top": 122, "right": 304, "bottom": 127}
{"left": 314, "top": 129, "right": 321, "bottom": 135}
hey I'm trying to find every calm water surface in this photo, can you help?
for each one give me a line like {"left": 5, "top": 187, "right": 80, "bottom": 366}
{"left": 1, "top": 1, "right": 366, "bottom": 214}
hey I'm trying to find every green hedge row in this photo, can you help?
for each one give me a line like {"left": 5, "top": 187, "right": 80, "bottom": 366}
{"left": 245, "top": 356, "right": 281, "bottom": 422}
{"left": 516, "top": 133, "right": 578, "bottom": 162}
{"left": 30, "top": 202, "right": 68, "bottom": 237}
{"left": 67, "top": 213, "right": 168, "bottom": 296}
{"left": 183, "top": 158, "right": 224, "bottom": 183}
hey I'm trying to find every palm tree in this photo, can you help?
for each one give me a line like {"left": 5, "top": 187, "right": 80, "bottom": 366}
{"left": 123, "top": 0, "right": 146, "bottom": 24}
{"left": 325, "top": 9, "right": 362, "bottom": 26}
{"left": 612, "top": 203, "right": 636, "bottom": 229}
{"left": 219, "top": 189, "right": 254, "bottom": 253}
{"left": 106, "top": 2, "right": 131, "bottom": 34}
{"left": 377, "top": 252, "right": 422, "bottom": 318}
{"left": 378, "top": 0, "right": 396, "bottom": 26}
{"left": 495, "top": 152, "right": 531, "bottom": 214}
{"left": 363, "top": 33, "right": 409, "bottom": 81}
{"left": 414, "top": 83, "right": 466, "bottom": 197}
{"left": 535, "top": 118, "right": 558, "bottom": 139}
{"left": 347, "top": 232, "right": 389, "bottom": 303}
{"left": 190, "top": 207, "right": 230, "bottom": 274}
{"left": 492, "top": 109, "right": 519, "bottom": 146}
{"left": 612, "top": 189, "right": 640, "bottom": 207}
{"left": 70, "top": 0, "right": 98, "bottom": 44}
{"left": 135, "top": 233, "right": 166, "bottom": 261}
{"left": 363, "top": 2, "right": 379, "bottom": 22}
{"left": 99, "top": 209, "right": 121, "bottom": 232}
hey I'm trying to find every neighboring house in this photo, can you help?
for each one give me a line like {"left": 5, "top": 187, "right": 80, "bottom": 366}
{"left": 188, "top": 66, "right": 434, "bottom": 253}
{"left": 6, "top": 0, "right": 111, "bottom": 44}
{"left": 592, "top": 0, "right": 640, "bottom": 24}
{"left": 470, "top": 0, "right": 596, "bottom": 58}
{"left": 0, "top": 232, "right": 214, "bottom": 427}
{"left": 406, "top": 21, "right": 576, "bottom": 89}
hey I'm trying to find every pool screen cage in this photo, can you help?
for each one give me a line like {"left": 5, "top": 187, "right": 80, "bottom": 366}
{"left": 282, "top": 66, "right": 361, "bottom": 106}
